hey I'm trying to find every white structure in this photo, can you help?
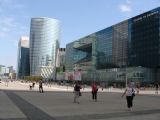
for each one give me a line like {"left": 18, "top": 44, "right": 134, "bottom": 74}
{"left": 30, "top": 17, "right": 60, "bottom": 80}
{"left": 56, "top": 48, "right": 65, "bottom": 67}
{"left": 7, "top": 66, "right": 14, "bottom": 73}
{"left": 0, "top": 65, "right": 6, "bottom": 75}
{"left": 19, "top": 36, "right": 29, "bottom": 47}
{"left": 0, "top": 65, "right": 16, "bottom": 79}
{"left": 40, "top": 66, "right": 56, "bottom": 80}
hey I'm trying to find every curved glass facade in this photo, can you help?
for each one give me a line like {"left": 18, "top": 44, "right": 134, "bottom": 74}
{"left": 30, "top": 17, "right": 60, "bottom": 76}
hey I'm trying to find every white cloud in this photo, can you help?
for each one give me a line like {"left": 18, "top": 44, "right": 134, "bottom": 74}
{"left": 0, "top": 0, "right": 27, "bottom": 39}
{"left": 119, "top": 4, "right": 132, "bottom": 12}
{"left": 119, "top": 0, "right": 132, "bottom": 13}
{"left": 126, "top": 0, "right": 131, "bottom": 4}
{"left": 2, "top": 16, "right": 14, "bottom": 27}
{"left": 0, "top": 0, "right": 12, "bottom": 8}
{"left": 1, "top": 27, "right": 10, "bottom": 32}
{"left": 0, "top": 0, "right": 26, "bottom": 35}
{"left": 0, "top": 16, "right": 14, "bottom": 38}
{"left": 0, "top": 31, "right": 6, "bottom": 37}
{"left": 0, "top": 1, "right": 18, "bottom": 38}
{"left": 0, "top": 0, "right": 25, "bottom": 13}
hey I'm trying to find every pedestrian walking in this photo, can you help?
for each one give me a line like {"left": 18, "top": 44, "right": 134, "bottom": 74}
{"left": 122, "top": 83, "right": 135, "bottom": 111}
{"left": 91, "top": 82, "right": 98, "bottom": 102}
{"left": 29, "top": 83, "right": 32, "bottom": 90}
{"left": 32, "top": 82, "right": 35, "bottom": 88}
{"left": 73, "top": 82, "right": 81, "bottom": 104}
{"left": 5, "top": 79, "right": 9, "bottom": 87}
{"left": 39, "top": 80, "right": 43, "bottom": 93}
{"left": 155, "top": 83, "right": 159, "bottom": 94}
{"left": 136, "top": 84, "right": 140, "bottom": 94}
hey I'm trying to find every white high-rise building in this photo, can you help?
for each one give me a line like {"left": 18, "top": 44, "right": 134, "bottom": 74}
{"left": 29, "top": 17, "right": 60, "bottom": 80}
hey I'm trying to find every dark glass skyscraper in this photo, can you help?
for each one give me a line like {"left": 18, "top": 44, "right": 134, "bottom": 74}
{"left": 113, "top": 20, "right": 128, "bottom": 67}
{"left": 96, "top": 27, "right": 113, "bottom": 69}
{"left": 129, "top": 8, "right": 160, "bottom": 68}
{"left": 17, "top": 37, "right": 30, "bottom": 79}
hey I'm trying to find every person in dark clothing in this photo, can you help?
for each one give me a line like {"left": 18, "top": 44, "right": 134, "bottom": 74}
{"left": 29, "top": 84, "right": 32, "bottom": 90}
{"left": 32, "top": 82, "right": 35, "bottom": 88}
{"left": 91, "top": 82, "right": 98, "bottom": 102}
{"left": 155, "top": 83, "right": 159, "bottom": 94}
{"left": 39, "top": 80, "right": 43, "bottom": 93}
{"left": 73, "top": 82, "right": 81, "bottom": 104}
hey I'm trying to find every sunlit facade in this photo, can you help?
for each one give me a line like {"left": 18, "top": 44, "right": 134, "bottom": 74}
{"left": 56, "top": 48, "right": 65, "bottom": 67}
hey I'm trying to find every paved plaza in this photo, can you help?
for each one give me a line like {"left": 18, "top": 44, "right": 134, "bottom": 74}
{"left": 0, "top": 81, "right": 160, "bottom": 120}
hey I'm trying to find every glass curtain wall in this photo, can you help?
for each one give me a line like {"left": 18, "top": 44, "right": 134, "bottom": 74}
{"left": 30, "top": 17, "right": 60, "bottom": 76}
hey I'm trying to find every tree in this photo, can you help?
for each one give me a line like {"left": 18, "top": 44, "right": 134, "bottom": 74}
{"left": 23, "top": 76, "right": 43, "bottom": 82}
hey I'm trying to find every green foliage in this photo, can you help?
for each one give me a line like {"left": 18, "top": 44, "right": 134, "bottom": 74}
{"left": 23, "top": 76, "right": 43, "bottom": 81}
{"left": 56, "top": 66, "right": 65, "bottom": 73}
{"left": 56, "top": 67, "right": 60, "bottom": 72}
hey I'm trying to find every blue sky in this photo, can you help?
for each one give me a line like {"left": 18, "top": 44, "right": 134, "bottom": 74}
{"left": 0, "top": 0, "right": 160, "bottom": 69}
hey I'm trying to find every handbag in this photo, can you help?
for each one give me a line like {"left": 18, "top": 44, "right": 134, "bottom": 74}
{"left": 132, "top": 93, "right": 135, "bottom": 97}
{"left": 96, "top": 88, "right": 98, "bottom": 92}
{"left": 132, "top": 88, "right": 135, "bottom": 97}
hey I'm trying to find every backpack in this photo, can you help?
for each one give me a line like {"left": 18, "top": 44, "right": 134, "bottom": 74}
{"left": 132, "top": 88, "right": 135, "bottom": 97}
{"left": 74, "top": 85, "right": 80, "bottom": 91}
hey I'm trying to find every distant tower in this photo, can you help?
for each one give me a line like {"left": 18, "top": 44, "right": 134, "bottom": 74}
{"left": 17, "top": 36, "right": 30, "bottom": 79}
{"left": 56, "top": 48, "right": 65, "bottom": 68}
{"left": 29, "top": 17, "right": 60, "bottom": 80}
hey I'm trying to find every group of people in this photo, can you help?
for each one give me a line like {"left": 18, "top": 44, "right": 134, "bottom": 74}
{"left": 29, "top": 80, "right": 44, "bottom": 93}
{"left": 29, "top": 82, "right": 35, "bottom": 90}
{"left": 73, "top": 81, "right": 136, "bottom": 111}
{"left": 27, "top": 80, "right": 159, "bottom": 111}
{"left": 73, "top": 82, "right": 98, "bottom": 104}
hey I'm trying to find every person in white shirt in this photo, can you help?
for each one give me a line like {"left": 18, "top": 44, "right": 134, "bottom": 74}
{"left": 122, "top": 83, "right": 135, "bottom": 111}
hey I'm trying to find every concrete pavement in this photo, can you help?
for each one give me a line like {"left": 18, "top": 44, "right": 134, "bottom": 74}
{"left": 0, "top": 89, "right": 160, "bottom": 120}
{"left": 0, "top": 80, "right": 160, "bottom": 120}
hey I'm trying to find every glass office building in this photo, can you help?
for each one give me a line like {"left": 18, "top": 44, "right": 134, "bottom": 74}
{"left": 17, "top": 37, "right": 30, "bottom": 79}
{"left": 129, "top": 8, "right": 160, "bottom": 68}
{"left": 65, "top": 7, "right": 160, "bottom": 83}
{"left": 113, "top": 21, "right": 128, "bottom": 67}
{"left": 66, "top": 35, "right": 93, "bottom": 72}
{"left": 96, "top": 27, "right": 113, "bottom": 69}
{"left": 30, "top": 17, "right": 60, "bottom": 78}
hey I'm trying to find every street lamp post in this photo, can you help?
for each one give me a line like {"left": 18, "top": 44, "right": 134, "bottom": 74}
{"left": 125, "top": 67, "right": 127, "bottom": 88}
{"left": 120, "top": 65, "right": 128, "bottom": 88}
